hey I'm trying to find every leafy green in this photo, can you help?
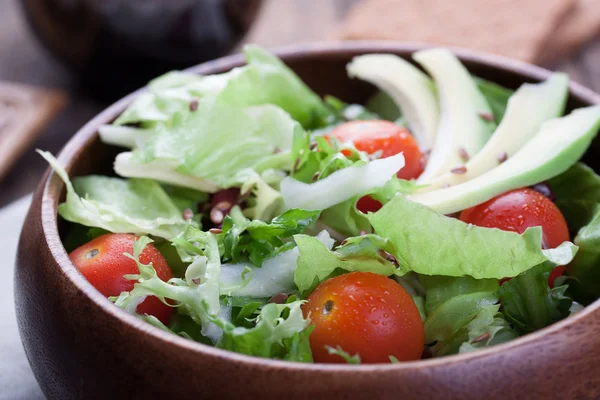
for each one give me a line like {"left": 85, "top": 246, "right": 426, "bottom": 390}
{"left": 294, "top": 234, "right": 400, "bottom": 294}
{"left": 319, "top": 197, "right": 371, "bottom": 237}
{"left": 221, "top": 206, "right": 321, "bottom": 266}
{"left": 499, "top": 263, "right": 573, "bottom": 333}
{"left": 219, "top": 230, "right": 335, "bottom": 298}
{"left": 40, "top": 151, "right": 192, "bottom": 239}
{"left": 565, "top": 205, "right": 600, "bottom": 305}
{"left": 325, "top": 346, "right": 361, "bottom": 364}
{"left": 365, "top": 91, "right": 401, "bottom": 121}
{"left": 458, "top": 304, "right": 518, "bottom": 354}
{"left": 421, "top": 276, "right": 513, "bottom": 356}
{"left": 281, "top": 152, "right": 405, "bottom": 211}
{"left": 161, "top": 185, "right": 208, "bottom": 213}
{"left": 282, "top": 326, "right": 314, "bottom": 362}
{"left": 424, "top": 291, "right": 498, "bottom": 352}
{"left": 114, "top": 45, "right": 332, "bottom": 130}
{"left": 240, "top": 173, "right": 284, "bottom": 222}
{"left": 369, "top": 196, "right": 578, "bottom": 279}
{"left": 214, "top": 301, "right": 311, "bottom": 359}
{"left": 548, "top": 162, "right": 600, "bottom": 232}
{"left": 474, "top": 77, "right": 514, "bottom": 122}
{"left": 114, "top": 234, "right": 223, "bottom": 339}
{"left": 117, "top": 104, "right": 299, "bottom": 190}
{"left": 420, "top": 276, "right": 499, "bottom": 315}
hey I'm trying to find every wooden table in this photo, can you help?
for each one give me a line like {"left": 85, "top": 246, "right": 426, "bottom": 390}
{"left": 0, "top": 0, "right": 599, "bottom": 207}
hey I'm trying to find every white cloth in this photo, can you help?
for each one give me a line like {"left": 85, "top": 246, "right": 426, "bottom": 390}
{"left": 0, "top": 195, "right": 44, "bottom": 399}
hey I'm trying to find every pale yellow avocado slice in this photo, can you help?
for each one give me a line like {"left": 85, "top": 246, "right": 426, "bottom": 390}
{"left": 347, "top": 54, "right": 439, "bottom": 152}
{"left": 422, "top": 73, "right": 569, "bottom": 191}
{"left": 413, "top": 48, "right": 495, "bottom": 183}
{"left": 410, "top": 105, "right": 600, "bottom": 215}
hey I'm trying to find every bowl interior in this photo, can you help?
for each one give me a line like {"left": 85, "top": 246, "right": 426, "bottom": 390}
{"left": 48, "top": 42, "right": 600, "bottom": 369}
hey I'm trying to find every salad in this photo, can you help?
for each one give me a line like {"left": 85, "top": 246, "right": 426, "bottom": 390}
{"left": 42, "top": 45, "right": 600, "bottom": 364}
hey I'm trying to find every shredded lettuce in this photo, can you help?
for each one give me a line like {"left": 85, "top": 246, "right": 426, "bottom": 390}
{"left": 40, "top": 151, "right": 193, "bottom": 239}
{"left": 369, "top": 195, "right": 578, "bottom": 279}
{"left": 457, "top": 304, "right": 518, "bottom": 354}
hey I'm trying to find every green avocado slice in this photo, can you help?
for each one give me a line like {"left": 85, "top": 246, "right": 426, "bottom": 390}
{"left": 410, "top": 105, "right": 600, "bottom": 215}
{"left": 422, "top": 73, "right": 569, "bottom": 191}
{"left": 413, "top": 48, "right": 494, "bottom": 183}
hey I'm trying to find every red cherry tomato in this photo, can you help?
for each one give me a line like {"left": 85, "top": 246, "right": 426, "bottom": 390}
{"left": 69, "top": 233, "right": 174, "bottom": 324}
{"left": 328, "top": 121, "right": 423, "bottom": 214}
{"left": 459, "top": 188, "right": 570, "bottom": 287}
{"left": 303, "top": 272, "right": 424, "bottom": 364}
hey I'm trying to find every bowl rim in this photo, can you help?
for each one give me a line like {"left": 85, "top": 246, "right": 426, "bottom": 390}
{"left": 38, "top": 40, "right": 600, "bottom": 372}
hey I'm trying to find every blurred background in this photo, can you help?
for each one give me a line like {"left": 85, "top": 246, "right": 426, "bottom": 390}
{"left": 0, "top": 0, "right": 599, "bottom": 208}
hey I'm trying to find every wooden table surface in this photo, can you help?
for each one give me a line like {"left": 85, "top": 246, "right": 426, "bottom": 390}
{"left": 0, "top": 0, "right": 599, "bottom": 207}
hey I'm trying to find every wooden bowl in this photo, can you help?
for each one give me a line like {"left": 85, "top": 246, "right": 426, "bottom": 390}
{"left": 15, "top": 42, "right": 600, "bottom": 399}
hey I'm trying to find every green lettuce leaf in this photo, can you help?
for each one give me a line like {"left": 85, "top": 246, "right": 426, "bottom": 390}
{"left": 114, "top": 234, "right": 223, "bottom": 340}
{"left": 219, "top": 230, "right": 335, "bottom": 298}
{"left": 369, "top": 196, "right": 578, "bottom": 279}
{"left": 117, "top": 104, "right": 300, "bottom": 190}
{"left": 319, "top": 196, "right": 371, "bottom": 237}
{"left": 422, "top": 276, "right": 516, "bottom": 356}
{"left": 221, "top": 206, "right": 321, "bottom": 267}
{"left": 565, "top": 204, "right": 600, "bottom": 305}
{"left": 325, "top": 346, "right": 361, "bottom": 364}
{"left": 294, "top": 234, "right": 400, "bottom": 294}
{"left": 40, "top": 151, "right": 192, "bottom": 239}
{"left": 114, "top": 45, "right": 332, "bottom": 130}
{"left": 499, "top": 263, "right": 573, "bottom": 333}
{"left": 424, "top": 291, "right": 498, "bottom": 353}
{"left": 457, "top": 304, "right": 518, "bottom": 354}
{"left": 420, "top": 275, "right": 499, "bottom": 315}
{"left": 214, "top": 300, "right": 311, "bottom": 359}
{"left": 548, "top": 162, "right": 600, "bottom": 232}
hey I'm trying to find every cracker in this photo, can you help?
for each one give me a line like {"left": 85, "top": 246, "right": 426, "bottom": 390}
{"left": 0, "top": 82, "right": 66, "bottom": 179}
{"left": 336, "top": 0, "right": 576, "bottom": 63}
{"left": 536, "top": 0, "right": 600, "bottom": 64}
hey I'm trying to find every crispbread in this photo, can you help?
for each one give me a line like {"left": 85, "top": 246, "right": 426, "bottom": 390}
{"left": 0, "top": 82, "right": 66, "bottom": 179}
{"left": 336, "top": 0, "right": 576, "bottom": 63}
{"left": 537, "top": 0, "right": 600, "bottom": 64}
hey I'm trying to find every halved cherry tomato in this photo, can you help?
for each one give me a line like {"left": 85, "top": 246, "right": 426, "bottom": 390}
{"left": 459, "top": 188, "right": 569, "bottom": 287}
{"left": 303, "top": 272, "right": 424, "bottom": 364}
{"left": 69, "top": 233, "right": 174, "bottom": 324}
{"left": 328, "top": 120, "right": 424, "bottom": 213}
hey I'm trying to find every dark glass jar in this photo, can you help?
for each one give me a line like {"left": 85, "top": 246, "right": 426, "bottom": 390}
{"left": 20, "top": 0, "right": 263, "bottom": 99}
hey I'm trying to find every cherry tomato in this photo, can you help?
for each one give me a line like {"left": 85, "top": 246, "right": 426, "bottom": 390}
{"left": 329, "top": 120, "right": 423, "bottom": 180}
{"left": 328, "top": 120, "right": 424, "bottom": 214}
{"left": 303, "top": 272, "right": 424, "bottom": 364}
{"left": 69, "top": 233, "right": 174, "bottom": 324}
{"left": 460, "top": 188, "right": 569, "bottom": 287}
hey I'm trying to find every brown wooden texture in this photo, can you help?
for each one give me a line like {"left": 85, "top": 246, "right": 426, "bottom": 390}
{"left": 0, "top": 0, "right": 599, "bottom": 206}
{"left": 15, "top": 43, "right": 600, "bottom": 400}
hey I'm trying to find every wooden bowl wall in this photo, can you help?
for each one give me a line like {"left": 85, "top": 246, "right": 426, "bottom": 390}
{"left": 14, "top": 42, "right": 600, "bottom": 399}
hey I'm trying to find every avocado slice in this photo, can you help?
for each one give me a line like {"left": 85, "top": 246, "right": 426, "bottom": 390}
{"left": 422, "top": 73, "right": 569, "bottom": 191}
{"left": 413, "top": 48, "right": 494, "bottom": 183}
{"left": 347, "top": 54, "right": 439, "bottom": 151}
{"left": 410, "top": 106, "right": 600, "bottom": 215}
